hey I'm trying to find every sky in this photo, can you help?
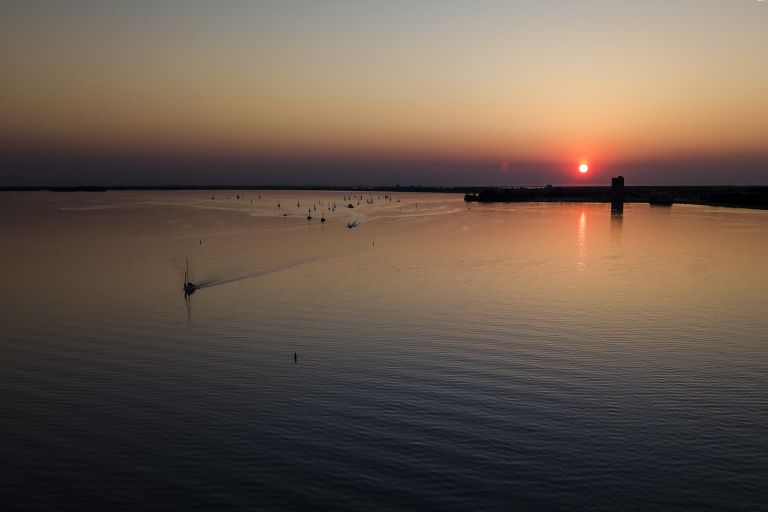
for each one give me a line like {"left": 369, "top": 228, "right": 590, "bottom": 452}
{"left": 1, "top": 0, "right": 767, "bottom": 186}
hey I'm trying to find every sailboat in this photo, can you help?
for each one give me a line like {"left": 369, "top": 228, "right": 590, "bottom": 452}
{"left": 183, "top": 257, "right": 198, "bottom": 294}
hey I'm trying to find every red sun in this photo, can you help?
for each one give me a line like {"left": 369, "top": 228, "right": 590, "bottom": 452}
{"left": 579, "top": 163, "right": 589, "bottom": 174}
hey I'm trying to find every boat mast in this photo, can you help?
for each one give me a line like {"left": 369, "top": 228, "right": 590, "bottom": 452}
{"left": 185, "top": 257, "right": 189, "bottom": 286}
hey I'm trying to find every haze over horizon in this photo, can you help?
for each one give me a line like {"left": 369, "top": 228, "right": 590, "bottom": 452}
{"left": 2, "top": 1, "right": 767, "bottom": 186}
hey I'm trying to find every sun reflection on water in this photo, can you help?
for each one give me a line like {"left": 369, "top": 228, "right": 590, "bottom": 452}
{"left": 577, "top": 210, "right": 587, "bottom": 270}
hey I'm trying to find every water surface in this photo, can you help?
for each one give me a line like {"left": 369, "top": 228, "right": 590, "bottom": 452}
{"left": 2, "top": 191, "right": 767, "bottom": 511}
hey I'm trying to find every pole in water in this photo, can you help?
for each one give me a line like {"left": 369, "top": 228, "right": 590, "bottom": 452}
{"left": 294, "top": 352, "right": 297, "bottom": 363}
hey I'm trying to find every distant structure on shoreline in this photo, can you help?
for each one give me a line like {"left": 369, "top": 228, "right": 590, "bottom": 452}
{"left": 464, "top": 183, "right": 768, "bottom": 210}
{"left": 611, "top": 176, "right": 624, "bottom": 214}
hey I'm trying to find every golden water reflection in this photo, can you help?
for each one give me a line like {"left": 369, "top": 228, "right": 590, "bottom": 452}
{"left": 577, "top": 210, "right": 587, "bottom": 271}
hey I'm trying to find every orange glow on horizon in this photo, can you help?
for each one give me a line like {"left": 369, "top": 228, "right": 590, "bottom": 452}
{"left": 1, "top": 1, "right": 768, "bottom": 185}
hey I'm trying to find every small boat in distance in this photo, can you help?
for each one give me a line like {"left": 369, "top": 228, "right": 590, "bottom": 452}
{"left": 183, "top": 257, "right": 198, "bottom": 295}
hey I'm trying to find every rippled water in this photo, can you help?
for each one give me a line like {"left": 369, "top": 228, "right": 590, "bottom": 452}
{"left": 2, "top": 191, "right": 767, "bottom": 511}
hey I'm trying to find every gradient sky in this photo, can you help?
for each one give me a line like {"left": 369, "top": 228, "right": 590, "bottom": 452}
{"left": 2, "top": 0, "right": 767, "bottom": 186}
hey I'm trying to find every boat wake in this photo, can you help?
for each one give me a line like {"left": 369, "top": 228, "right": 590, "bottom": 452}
{"left": 194, "top": 258, "right": 313, "bottom": 289}
{"left": 191, "top": 248, "right": 366, "bottom": 290}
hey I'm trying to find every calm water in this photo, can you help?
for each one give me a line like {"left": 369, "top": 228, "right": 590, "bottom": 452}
{"left": 2, "top": 191, "right": 767, "bottom": 511}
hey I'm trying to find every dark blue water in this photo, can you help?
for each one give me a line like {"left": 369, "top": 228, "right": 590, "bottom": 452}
{"left": 2, "top": 192, "right": 767, "bottom": 511}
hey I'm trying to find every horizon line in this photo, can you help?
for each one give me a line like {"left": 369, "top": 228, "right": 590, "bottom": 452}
{"left": 3, "top": 183, "right": 768, "bottom": 192}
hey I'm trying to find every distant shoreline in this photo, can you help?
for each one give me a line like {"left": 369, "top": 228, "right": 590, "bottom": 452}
{"left": 0, "top": 185, "right": 472, "bottom": 193}
{"left": 465, "top": 185, "right": 768, "bottom": 210}
{"left": 2, "top": 184, "right": 768, "bottom": 210}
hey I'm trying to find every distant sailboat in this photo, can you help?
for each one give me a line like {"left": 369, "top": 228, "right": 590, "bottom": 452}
{"left": 183, "top": 257, "right": 198, "bottom": 295}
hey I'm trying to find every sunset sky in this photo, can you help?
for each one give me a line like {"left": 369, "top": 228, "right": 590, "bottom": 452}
{"left": 2, "top": 1, "right": 767, "bottom": 186}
